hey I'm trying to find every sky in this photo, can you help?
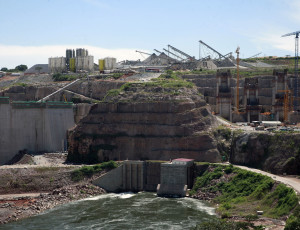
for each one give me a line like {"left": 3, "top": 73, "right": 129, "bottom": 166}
{"left": 0, "top": 0, "right": 300, "bottom": 69}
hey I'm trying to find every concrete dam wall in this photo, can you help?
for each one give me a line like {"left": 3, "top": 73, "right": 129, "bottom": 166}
{"left": 0, "top": 98, "right": 75, "bottom": 164}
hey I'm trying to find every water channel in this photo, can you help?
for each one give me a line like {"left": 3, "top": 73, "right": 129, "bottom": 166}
{"left": 1, "top": 192, "right": 216, "bottom": 230}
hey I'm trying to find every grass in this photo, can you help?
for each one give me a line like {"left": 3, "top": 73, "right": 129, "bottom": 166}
{"left": 190, "top": 164, "right": 299, "bottom": 219}
{"left": 192, "top": 219, "right": 264, "bottom": 230}
{"left": 52, "top": 73, "right": 78, "bottom": 81}
{"left": 71, "top": 161, "right": 118, "bottom": 182}
{"left": 102, "top": 71, "right": 195, "bottom": 100}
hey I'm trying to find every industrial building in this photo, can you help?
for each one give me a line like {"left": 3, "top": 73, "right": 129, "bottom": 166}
{"left": 48, "top": 48, "right": 94, "bottom": 73}
{"left": 98, "top": 57, "right": 117, "bottom": 72}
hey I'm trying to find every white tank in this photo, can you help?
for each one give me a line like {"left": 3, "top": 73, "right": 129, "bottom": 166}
{"left": 104, "top": 57, "right": 117, "bottom": 70}
{"left": 48, "top": 57, "right": 66, "bottom": 73}
{"left": 75, "top": 56, "right": 94, "bottom": 72}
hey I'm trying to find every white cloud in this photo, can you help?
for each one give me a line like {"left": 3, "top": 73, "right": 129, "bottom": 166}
{"left": 255, "top": 33, "right": 294, "bottom": 52}
{"left": 0, "top": 44, "right": 149, "bottom": 69}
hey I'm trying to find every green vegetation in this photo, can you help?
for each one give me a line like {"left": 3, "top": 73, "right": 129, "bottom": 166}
{"left": 213, "top": 125, "right": 231, "bottom": 141}
{"left": 13, "top": 82, "right": 28, "bottom": 87}
{"left": 111, "top": 73, "right": 123, "bottom": 79}
{"left": 191, "top": 164, "right": 298, "bottom": 219}
{"left": 1, "top": 64, "right": 28, "bottom": 72}
{"left": 285, "top": 205, "right": 300, "bottom": 230}
{"left": 71, "top": 161, "right": 118, "bottom": 182}
{"left": 192, "top": 219, "right": 263, "bottom": 230}
{"left": 103, "top": 70, "right": 195, "bottom": 100}
{"left": 52, "top": 73, "right": 78, "bottom": 81}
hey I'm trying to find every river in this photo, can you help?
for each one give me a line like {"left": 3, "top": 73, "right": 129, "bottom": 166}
{"left": 1, "top": 192, "right": 216, "bottom": 230}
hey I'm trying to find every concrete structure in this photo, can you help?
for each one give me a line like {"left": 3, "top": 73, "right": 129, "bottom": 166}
{"left": 183, "top": 69, "right": 300, "bottom": 123}
{"left": 157, "top": 158, "right": 194, "bottom": 197}
{"left": 93, "top": 160, "right": 145, "bottom": 192}
{"left": 93, "top": 160, "right": 194, "bottom": 195}
{"left": 0, "top": 97, "right": 75, "bottom": 164}
{"left": 48, "top": 57, "right": 66, "bottom": 73}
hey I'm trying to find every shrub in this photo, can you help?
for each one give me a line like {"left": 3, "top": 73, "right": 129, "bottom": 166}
{"left": 71, "top": 161, "right": 117, "bottom": 182}
{"left": 52, "top": 73, "right": 77, "bottom": 81}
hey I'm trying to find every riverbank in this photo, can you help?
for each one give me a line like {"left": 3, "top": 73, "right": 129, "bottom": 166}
{"left": 0, "top": 154, "right": 116, "bottom": 225}
{"left": 190, "top": 164, "right": 299, "bottom": 229}
{"left": 0, "top": 183, "right": 106, "bottom": 224}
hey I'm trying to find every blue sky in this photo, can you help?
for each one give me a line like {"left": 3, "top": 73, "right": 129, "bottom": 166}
{"left": 0, "top": 0, "right": 299, "bottom": 68}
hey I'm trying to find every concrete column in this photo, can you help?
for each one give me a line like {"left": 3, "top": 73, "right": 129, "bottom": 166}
{"left": 259, "top": 113, "right": 262, "bottom": 122}
{"left": 129, "top": 164, "right": 132, "bottom": 190}
{"left": 229, "top": 103, "right": 232, "bottom": 122}
{"left": 247, "top": 112, "right": 250, "bottom": 123}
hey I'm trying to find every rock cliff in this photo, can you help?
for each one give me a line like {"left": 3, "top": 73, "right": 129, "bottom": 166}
{"left": 230, "top": 132, "right": 300, "bottom": 175}
{"left": 67, "top": 82, "right": 221, "bottom": 163}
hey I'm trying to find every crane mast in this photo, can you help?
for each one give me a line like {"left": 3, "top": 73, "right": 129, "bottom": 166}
{"left": 282, "top": 30, "right": 300, "bottom": 110}
{"left": 236, "top": 46, "right": 240, "bottom": 113}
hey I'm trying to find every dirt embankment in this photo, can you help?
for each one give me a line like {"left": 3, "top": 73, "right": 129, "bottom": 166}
{"left": 0, "top": 153, "right": 107, "bottom": 225}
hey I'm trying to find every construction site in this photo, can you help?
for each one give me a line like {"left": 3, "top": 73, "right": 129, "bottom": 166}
{"left": 1, "top": 35, "right": 300, "bottom": 164}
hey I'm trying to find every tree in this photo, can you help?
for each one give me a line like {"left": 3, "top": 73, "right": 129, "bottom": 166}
{"left": 0, "top": 67, "right": 8, "bottom": 71}
{"left": 15, "top": 64, "right": 28, "bottom": 72}
{"left": 35, "top": 66, "right": 42, "bottom": 74}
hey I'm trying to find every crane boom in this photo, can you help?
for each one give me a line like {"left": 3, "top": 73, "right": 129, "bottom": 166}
{"left": 199, "top": 40, "right": 226, "bottom": 59}
{"left": 163, "top": 48, "right": 184, "bottom": 60}
{"left": 135, "top": 50, "right": 152, "bottom": 56}
{"left": 282, "top": 31, "right": 300, "bottom": 37}
{"left": 154, "top": 49, "right": 162, "bottom": 54}
{"left": 247, "top": 52, "right": 262, "bottom": 59}
{"left": 167, "top": 45, "right": 194, "bottom": 60}
{"left": 224, "top": 52, "right": 232, "bottom": 58}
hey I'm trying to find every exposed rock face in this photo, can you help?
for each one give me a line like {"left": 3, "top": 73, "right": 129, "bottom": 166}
{"left": 67, "top": 86, "right": 221, "bottom": 163}
{"left": 0, "top": 80, "right": 124, "bottom": 101}
{"left": 230, "top": 132, "right": 300, "bottom": 175}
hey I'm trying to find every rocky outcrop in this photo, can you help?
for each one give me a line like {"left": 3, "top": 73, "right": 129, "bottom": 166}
{"left": 67, "top": 85, "right": 221, "bottom": 163}
{"left": 230, "top": 132, "right": 300, "bottom": 175}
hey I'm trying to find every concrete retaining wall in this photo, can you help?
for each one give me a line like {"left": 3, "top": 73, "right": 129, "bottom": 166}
{"left": 0, "top": 103, "right": 75, "bottom": 164}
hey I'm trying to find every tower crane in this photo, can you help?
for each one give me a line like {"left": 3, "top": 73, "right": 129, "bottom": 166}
{"left": 282, "top": 30, "right": 300, "bottom": 110}
{"left": 236, "top": 46, "right": 240, "bottom": 113}
{"left": 278, "top": 90, "right": 292, "bottom": 122}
